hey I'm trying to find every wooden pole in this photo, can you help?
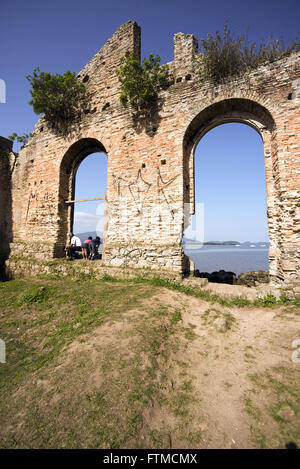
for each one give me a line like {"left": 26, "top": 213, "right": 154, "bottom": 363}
{"left": 65, "top": 197, "right": 105, "bottom": 204}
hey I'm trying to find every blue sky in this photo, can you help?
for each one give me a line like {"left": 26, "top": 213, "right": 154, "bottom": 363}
{"left": 193, "top": 123, "right": 267, "bottom": 242}
{"left": 73, "top": 153, "right": 107, "bottom": 235}
{"left": 1, "top": 0, "right": 299, "bottom": 240}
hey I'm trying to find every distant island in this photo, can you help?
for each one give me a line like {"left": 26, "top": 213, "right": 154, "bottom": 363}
{"left": 76, "top": 232, "right": 269, "bottom": 249}
{"left": 182, "top": 239, "right": 270, "bottom": 247}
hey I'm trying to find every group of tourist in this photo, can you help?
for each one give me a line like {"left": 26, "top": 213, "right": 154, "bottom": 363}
{"left": 67, "top": 233, "right": 101, "bottom": 261}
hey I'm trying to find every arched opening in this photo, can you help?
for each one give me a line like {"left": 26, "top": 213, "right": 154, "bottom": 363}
{"left": 182, "top": 98, "right": 281, "bottom": 282}
{"left": 73, "top": 152, "right": 107, "bottom": 254}
{"left": 183, "top": 123, "right": 269, "bottom": 279}
{"left": 55, "top": 138, "right": 108, "bottom": 258}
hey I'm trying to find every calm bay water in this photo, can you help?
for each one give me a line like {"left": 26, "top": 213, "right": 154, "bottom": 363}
{"left": 184, "top": 245, "right": 269, "bottom": 276}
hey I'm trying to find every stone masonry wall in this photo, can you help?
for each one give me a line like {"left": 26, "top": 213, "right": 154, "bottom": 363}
{"left": 0, "top": 137, "right": 13, "bottom": 255}
{"left": 5, "top": 21, "right": 300, "bottom": 295}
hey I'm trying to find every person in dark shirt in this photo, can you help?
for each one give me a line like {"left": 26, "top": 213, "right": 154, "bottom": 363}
{"left": 89, "top": 236, "right": 101, "bottom": 260}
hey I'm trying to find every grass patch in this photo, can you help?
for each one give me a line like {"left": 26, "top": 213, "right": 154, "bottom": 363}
{"left": 244, "top": 397, "right": 262, "bottom": 421}
{"left": 184, "top": 326, "right": 198, "bottom": 341}
{"left": 0, "top": 278, "right": 154, "bottom": 386}
{"left": 246, "top": 366, "right": 300, "bottom": 448}
{"left": 5, "top": 266, "right": 300, "bottom": 310}
{"left": 171, "top": 310, "right": 182, "bottom": 324}
{"left": 0, "top": 276, "right": 201, "bottom": 448}
{"left": 171, "top": 391, "right": 197, "bottom": 417}
{"left": 18, "top": 286, "right": 51, "bottom": 305}
{"left": 202, "top": 308, "right": 236, "bottom": 331}
{"left": 97, "top": 274, "right": 300, "bottom": 310}
{"left": 1, "top": 274, "right": 299, "bottom": 449}
{"left": 256, "top": 293, "right": 277, "bottom": 307}
{"left": 251, "top": 427, "right": 267, "bottom": 449}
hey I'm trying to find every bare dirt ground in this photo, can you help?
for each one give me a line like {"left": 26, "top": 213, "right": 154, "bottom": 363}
{"left": 160, "top": 289, "right": 299, "bottom": 448}
{"left": 0, "top": 277, "right": 299, "bottom": 448}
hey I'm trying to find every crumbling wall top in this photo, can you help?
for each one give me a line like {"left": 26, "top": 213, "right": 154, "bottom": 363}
{"left": 78, "top": 20, "right": 141, "bottom": 83}
{"left": 173, "top": 32, "right": 198, "bottom": 75}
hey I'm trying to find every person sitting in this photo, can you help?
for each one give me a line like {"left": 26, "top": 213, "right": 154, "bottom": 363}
{"left": 81, "top": 236, "right": 92, "bottom": 260}
{"left": 67, "top": 233, "right": 82, "bottom": 260}
{"left": 89, "top": 236, "right": 101, "bottom": 260}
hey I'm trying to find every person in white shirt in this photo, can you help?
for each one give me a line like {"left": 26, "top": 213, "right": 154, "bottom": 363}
{"left": 67, "top": 233, "right": 82, "bottom": 260}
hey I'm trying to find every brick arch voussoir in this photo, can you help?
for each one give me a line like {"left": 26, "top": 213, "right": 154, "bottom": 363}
{"left": 60, "top": 137, "right": 107, "bottom": 174}
{"left": 202, "top": 85, "right": 279, "bottom": 121}
{"left": 182, "top": 97, "right": 276, "bottom": 156}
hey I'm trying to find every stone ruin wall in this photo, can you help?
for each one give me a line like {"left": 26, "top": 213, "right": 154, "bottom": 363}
{"left": 2, "top": 21, "right": 300, "bottom": 295}
{"left": 0, "top": 137, "right": 13, "bottom": 255}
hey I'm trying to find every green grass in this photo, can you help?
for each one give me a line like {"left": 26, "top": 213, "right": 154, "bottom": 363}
{"left": 251, "top": 427, "right": 267, "bottom": 449}
{"left": 184, "top": 326, "right": 198, "bottom": 341}
{"left": 17, "top": 285, "right": 51, "bottom": 305}
{"left": 0, "top": 278, "right": 154, "bottom": 385}
{"left": 98, "top": 274, "right": 300, "bottom": 310}
{"left": 0, "top": 276, "right": 201, "bottom": 448}
{"left": 171, "top": 310, "right": 182, "bottom": 324}
{"left": 171, "top": 390, "right": 197, "bottom": 417}
{"left": 1, "top": 274, "right": 299, "bottom": 449}
{"left": 202, "top": 308, "right": 236, "bottom": 331}
{"left": 257, "top": 294, "right": 277, "bottom": 307}
{"left": 245, "top": 366, "right": 300, "bottom": 448}
{"left": 244, "top": 397, "right": 262, "bottom": 421}
{"left": 4, "top": 260, "right": 300, "bottom": 309}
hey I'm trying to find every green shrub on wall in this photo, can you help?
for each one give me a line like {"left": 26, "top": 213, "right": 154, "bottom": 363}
{"left": 26, "top": 68, "right": 88, "bottom": 130}
{"left": 197, "top": 23, "right": 299, "bottom": 84}
{"left": 116, "top": 51, "right": 170, "bottom": 117}
{"left": 8, "top": 133, "right": 32, "bottom": 150}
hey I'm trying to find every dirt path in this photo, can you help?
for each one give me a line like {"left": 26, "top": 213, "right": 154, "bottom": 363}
{"left": 158, "top": 289, "right": 300, "bottom": 448}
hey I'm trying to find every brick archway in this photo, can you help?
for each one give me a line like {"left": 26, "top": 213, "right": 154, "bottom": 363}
{"left": 182, "top": 98, "right": 283, "bottom": 283}
{"left": 55, "top": 138, "right": 107, "bottom": 257}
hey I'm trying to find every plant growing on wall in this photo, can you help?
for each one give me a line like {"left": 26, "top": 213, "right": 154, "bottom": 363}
{"left": 8, "top": 132, "right": 33, "bottom": 150}
{"left": 26, "top": 68, "right": 87, "bottom": 129}
{"left": 116, "top": 51, "right": 170, "bottom": 118}
{"left": 197, "top": 22, "right": 299, "bottom": 84}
